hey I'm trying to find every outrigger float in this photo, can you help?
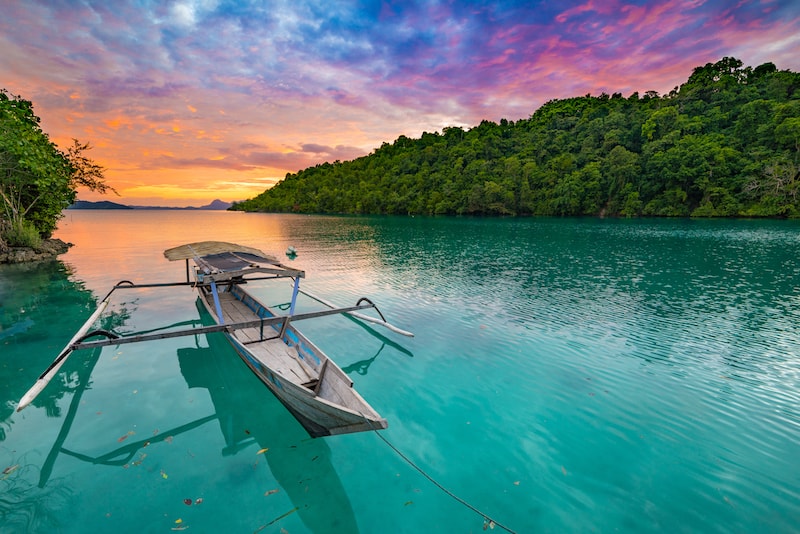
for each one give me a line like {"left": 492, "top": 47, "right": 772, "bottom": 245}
{"left": 17, "top": 241, "right": 413, "bottom": 437}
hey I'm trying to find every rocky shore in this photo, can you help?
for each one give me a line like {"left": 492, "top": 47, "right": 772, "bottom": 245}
{"left": 0, "top": 238, "right": 72, "bottom": 264}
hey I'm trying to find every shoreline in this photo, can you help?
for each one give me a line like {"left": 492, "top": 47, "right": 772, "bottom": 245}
{"left": 0, "top": 238, "right": 72, "bottom": 264}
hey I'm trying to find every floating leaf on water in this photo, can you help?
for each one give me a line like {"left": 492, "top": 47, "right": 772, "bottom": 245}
{"left": 143, "top": 441, "right": 150, "bottom": 448}
{"left": 3, "top": 465, "right": 20, "bottom": 476}
{"left": 256, "top": 448, "right": 269, "bottom": 455}
{"left": 175, "top": 519, "right": 183, "bottom": 524}
{"left": 183, "top": 499, "right": 192, "bottom": 506}
{"left": 404, "top": 501, "right": 413, "bottom": 506}
{"left": 561, "top": 466, "right": 567, "bottom": 476}
{"left": 264, "top": 489, "right": 280, "bottom": 496}
{"left": 161, "top": 470, "right": 168, "bottom": 479}
{"left": 117, "top": 435, "right": 129, "bottom": 443}
{"left": 513, "top": 481, "right": 520, "bottom": 486}
{"left": 165, "top": 436, "right": 174, "bottom": 444}
{"left": 244, "top": 429, "right": 250, "bottom": 435}
{"left": 194, "top": 498, "right": 203, "bottom": 505}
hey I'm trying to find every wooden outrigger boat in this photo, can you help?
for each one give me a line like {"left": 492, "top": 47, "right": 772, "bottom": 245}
{"left": 164, "top": 241, "right": 394, "bottom": 437}
{"left": 17, "top": 241, "right": 413, "bottom": 438}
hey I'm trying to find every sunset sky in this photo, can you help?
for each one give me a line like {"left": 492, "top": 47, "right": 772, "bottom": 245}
{"left": 1, "top": 1, "right": 798, "bottom": 207}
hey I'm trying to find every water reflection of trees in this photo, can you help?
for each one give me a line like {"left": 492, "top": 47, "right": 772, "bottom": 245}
{"left": 0, "top": 260, "right": 131, "bottom": 432}
{"left": 1, "top": 261, "right": 94, "bottom": 430}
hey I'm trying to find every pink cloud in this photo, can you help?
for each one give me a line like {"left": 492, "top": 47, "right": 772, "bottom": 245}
{"left": 1, "top": 0, "right": 798, "bottom": 207}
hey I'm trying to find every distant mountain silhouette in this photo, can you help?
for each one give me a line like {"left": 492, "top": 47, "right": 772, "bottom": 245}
{"left": 200, "top": 199, "right": 233, "bottom": 210}
{"left": 69, "top": 200, "right": 132, "bottom": 210}
{"left": 69, "top": 199, "right": 233, "bottom": 210}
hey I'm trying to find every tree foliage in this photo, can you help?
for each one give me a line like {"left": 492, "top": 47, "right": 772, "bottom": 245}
{"left": 0, "top": 89, "right": 111, "bottom": 246}
{"left": 233, "top": 58, "right": 800, "bottom": 218}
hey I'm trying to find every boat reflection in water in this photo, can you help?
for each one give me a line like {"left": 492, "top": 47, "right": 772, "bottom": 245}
{"left": 35, "top": 302, "right": 359, "bottom": 533}
{"left": 177, "top": 302, "right": 360, "bottom": 533}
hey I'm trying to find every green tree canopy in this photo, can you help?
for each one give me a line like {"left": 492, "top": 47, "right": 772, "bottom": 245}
{"left": 232, "top": 57, "right": 800, "bottom": 218}
{"left": 0, "top": 89, "right": 111, "bottom": 246}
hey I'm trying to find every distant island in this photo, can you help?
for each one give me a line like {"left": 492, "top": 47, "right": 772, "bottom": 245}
{"left": 69, "top": 199, "right": 233, "bottom": 210}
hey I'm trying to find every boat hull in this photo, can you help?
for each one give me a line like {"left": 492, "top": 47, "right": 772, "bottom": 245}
{"left": 197, "top": 284, "right": 387, "bottom": 437}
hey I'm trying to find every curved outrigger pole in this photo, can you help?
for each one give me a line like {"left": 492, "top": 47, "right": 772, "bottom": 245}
{"left": 17, "top": 241, "right": 413, "bottom": 437}
{"left": 16, "top": 284, "right": 116, "bottom": 412}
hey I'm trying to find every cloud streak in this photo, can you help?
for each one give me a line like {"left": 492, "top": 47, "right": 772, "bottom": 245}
{"left": 1, "top": 0, "right": 798, "bottom": 206}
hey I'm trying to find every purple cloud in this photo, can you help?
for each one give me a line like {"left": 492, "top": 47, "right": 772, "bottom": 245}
{"left": 0, "top": 0, "right": 797, "bottom": 205}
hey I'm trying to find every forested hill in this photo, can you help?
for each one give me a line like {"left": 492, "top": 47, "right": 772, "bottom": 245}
{"left": 232, "top": 58, "right": 800, "bottom": 218}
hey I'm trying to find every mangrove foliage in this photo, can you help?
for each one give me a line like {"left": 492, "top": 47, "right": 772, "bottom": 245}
{"left": 233, "top": 58, "right": 800, "bottom": 218}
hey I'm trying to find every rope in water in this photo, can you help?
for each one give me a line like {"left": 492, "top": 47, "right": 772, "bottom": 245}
{"left": 371, "top": 428, "right": 517, "bottom": 533}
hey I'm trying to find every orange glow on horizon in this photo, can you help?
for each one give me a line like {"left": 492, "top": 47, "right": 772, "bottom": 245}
{"left": 74, "top": 164, "right": 283, "bottom": 207}
{"left": 3, "top": 0, "right": 795, "bottom": 209}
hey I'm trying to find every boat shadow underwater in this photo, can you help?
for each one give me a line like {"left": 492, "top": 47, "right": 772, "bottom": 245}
{"left": 17, "top": 241, "right": 413, "bottom": 437}
{"left": 34, "top": 307, "right": 361, "bottom": 533}
{"left": 177, "top": 309, "right": 361, "bottom": 533}
{"left": 14, "top": 242, "right": 419, "bottom": 532}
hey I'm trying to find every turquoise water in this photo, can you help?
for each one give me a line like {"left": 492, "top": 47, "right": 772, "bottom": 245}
{"left": 1, "top": 211, "right": 799, "bottom": 533}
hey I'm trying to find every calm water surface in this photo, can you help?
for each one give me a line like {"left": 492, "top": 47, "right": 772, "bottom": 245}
{"left": 1, "top": 211, "right": 799, "bottom": 533}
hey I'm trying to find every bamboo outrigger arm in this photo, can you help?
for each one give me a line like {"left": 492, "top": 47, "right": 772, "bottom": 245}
{"left": 14, "top": 279, "right": 204, "bottom": 413}
{"left": 297, "top": 287, "right": 415, "bottom": 338}
{"left": 17, "top": 272, "right": 413, "bottom": 412}
{"left": 68, "top": 302, "right": 378, "bottom": 350}
{"left": 16, "top": 286, "right": 116, "bottom": 412}
{"left": 15, "top": 297, "right": 407, "bottom": 411}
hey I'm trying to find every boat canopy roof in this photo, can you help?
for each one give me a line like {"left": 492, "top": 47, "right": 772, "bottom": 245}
{"left": 164, "top": 241, "right": 273, "bottom": 261}
{"left": 164, "top": 241, "right": 304, "bottom": 281}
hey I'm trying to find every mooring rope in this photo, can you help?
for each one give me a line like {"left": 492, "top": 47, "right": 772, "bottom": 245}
{"left": 369, "top": 426, "right": 517, "bottom": 533}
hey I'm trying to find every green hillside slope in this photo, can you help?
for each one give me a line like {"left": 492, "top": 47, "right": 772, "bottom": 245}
{"left": 233, "top": 58, "right": 800, "bottom": 218}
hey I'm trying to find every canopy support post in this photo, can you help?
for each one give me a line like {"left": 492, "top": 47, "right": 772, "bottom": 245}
{"left": 289, "top": 276, "right": 301, "bottom": 316}
{"left": 210, "top": 280, "right": 225, "bottom": 325}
